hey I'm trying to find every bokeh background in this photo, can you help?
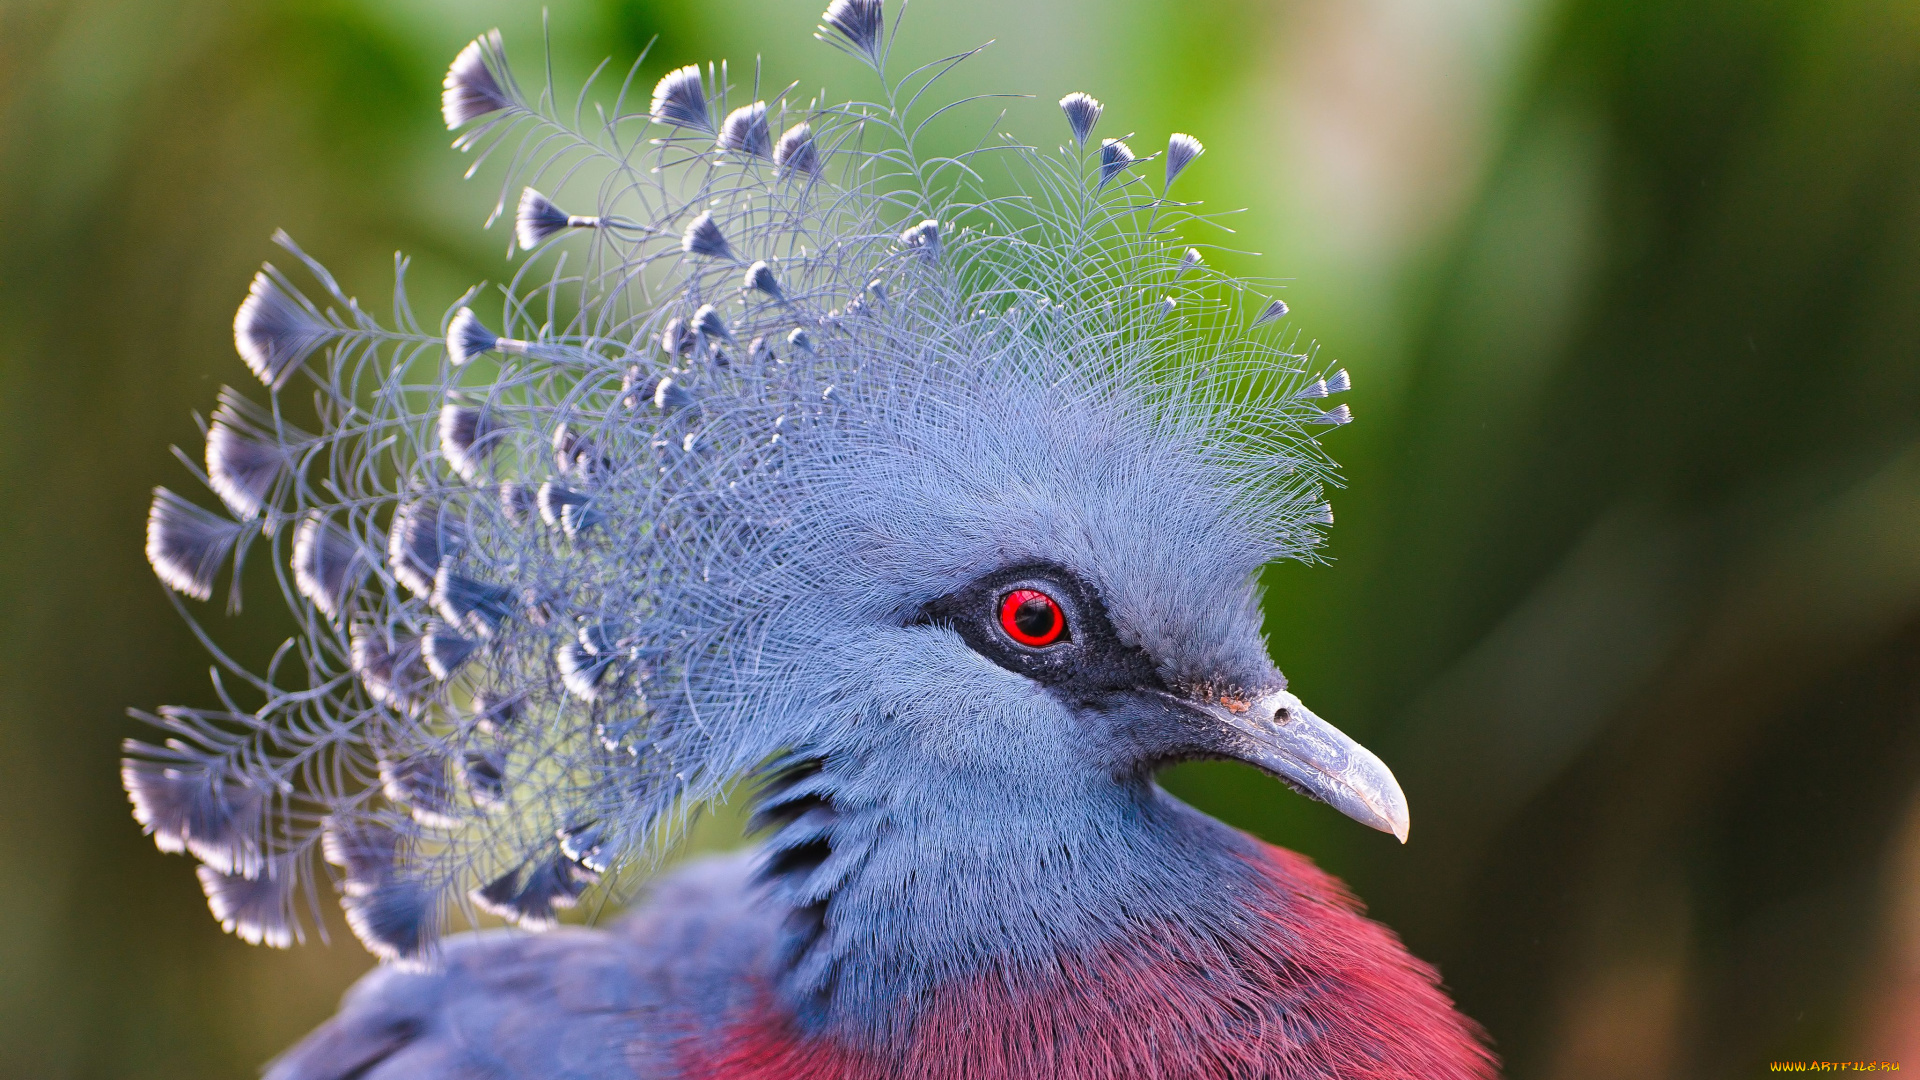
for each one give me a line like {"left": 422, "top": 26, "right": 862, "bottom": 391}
{"left": 2, "top": 0, "right": 1916, "bottom": 1076}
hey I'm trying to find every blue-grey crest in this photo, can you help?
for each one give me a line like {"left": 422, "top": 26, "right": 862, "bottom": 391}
{"left": 128, "top": 9, "right": 1359, "bottom": 963}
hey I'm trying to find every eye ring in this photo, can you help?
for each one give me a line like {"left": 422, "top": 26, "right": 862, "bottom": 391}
{"left": 998, "top": 588, "right": 1067, "bottom": 647}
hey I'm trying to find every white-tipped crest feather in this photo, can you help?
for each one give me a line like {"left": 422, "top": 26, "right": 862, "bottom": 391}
{"left": 516, "top": 188, "right": 600, "bottom": 250}
{"left": 682, "top": 211, "right": 734, "bottom": 260}
{"left": 773, "top": 122, "right": 819, "bottom": 176}
{"left": 1254, "top": 298, "right": 1290, "bottom": 325}
{"left": 650, "top": 65, "right": 712, "bottom": 132}
{"left": 1166, "top": 133, "right": 1204, "bottom": 186}
{"left": 719, "top": 102, "right": 773, "bottom": 159}
{"left": 146, "top": 489, "right": 243, "bottom": 601}
{"left": 1059, "top": 93, "right": 1102, "bottom": 146}
{"left": 443, "top": 31, "right": 513, "bottom": 129}
{"left": 818, "top": 0, "right": 885, "bottom": 62}
{"left": 1098, "top": 139, "right": 1137, "bottom": 189}
{"left": 234, "top": 270, "right": 335, "bottom": 388}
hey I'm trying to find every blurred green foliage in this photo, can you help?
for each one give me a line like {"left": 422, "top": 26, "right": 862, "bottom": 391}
{"left": 0, "top": 0, "right": 1915, "bottom": 1077}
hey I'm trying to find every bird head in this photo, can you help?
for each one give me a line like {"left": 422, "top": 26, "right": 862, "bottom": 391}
{"left": 747, "top": 357, "right": 1404, "bottom": 843}
{"left": 128, "top": 6, "right": 1386, "bottom": 963}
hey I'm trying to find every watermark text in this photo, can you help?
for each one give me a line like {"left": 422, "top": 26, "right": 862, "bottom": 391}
{"left": 1768, "top": 1064, "right": 1901, "bottom": 1073}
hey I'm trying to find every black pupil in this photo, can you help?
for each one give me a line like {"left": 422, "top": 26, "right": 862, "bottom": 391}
{"left": 1013, "top": 596, "right": 1057, "bottom": 639}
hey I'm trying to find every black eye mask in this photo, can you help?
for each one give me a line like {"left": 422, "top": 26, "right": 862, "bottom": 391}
{"left": 912, "top": 563, "right": 1165, "bottom": 704}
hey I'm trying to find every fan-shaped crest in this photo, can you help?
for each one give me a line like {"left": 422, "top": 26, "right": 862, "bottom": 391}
{"left": 130, "top": 3, "right": 1352, "bottom": 961}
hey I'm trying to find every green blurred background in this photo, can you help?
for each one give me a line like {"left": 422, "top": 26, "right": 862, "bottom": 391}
{"left": 2, "top": 0, "right": 1917, "bottom": 1076}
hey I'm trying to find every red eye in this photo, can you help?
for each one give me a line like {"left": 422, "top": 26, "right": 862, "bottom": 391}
{"left": 999, "top": 589, "right": 1066, "bottom": 647}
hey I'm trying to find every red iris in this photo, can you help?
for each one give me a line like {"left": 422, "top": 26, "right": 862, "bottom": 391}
{"left": 999, "top": 589, "right": 1066, "bottom": 647}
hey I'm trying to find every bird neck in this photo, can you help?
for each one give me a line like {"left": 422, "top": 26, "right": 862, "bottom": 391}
{"left": 753, "top": 756, "right": 1276, "bottom": 1046}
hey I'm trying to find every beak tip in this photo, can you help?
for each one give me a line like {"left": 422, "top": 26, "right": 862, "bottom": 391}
{"left": 1359, "top": 776, "right": 1410, "bottom": 844}
{"left": 1385, "top": 791, "right": 1411, "bottom": 844}
{"left": 1370, "top": 802, "right": 1410, "bottom": 844}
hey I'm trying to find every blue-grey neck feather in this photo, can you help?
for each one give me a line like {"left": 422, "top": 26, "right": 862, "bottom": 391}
{"left": 747, "top": 606, "right": 1286, "bottom": 1043}
{"left": 757, "top": 748, "right": 1273, "bottom": 1044}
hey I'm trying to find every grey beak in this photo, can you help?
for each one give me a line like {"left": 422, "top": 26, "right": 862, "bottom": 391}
{"left": 1199, "top": 689, "right": 1411, "bottom": 842}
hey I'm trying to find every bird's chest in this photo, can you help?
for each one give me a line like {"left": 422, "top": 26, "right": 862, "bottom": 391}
{"left": 670, "top": 845, "right": 1493, "bottom": 1080}
{"left": 678, "top": 955, "right": 1316, "bottom": 1080}
{"left": 677, "top": 922, "right": 1348, "bottom": 1079}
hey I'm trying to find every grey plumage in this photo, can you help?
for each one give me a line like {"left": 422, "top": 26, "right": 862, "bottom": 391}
{"left": 322, "top": 817, "right": 401, "bottom": 896}
{"left": 422, "top": 624, "right": 480, "bottom": 680}
{"left": 535, "top": 482, "right": 600, "bottom": 536}
{"left": 659, "top": 316, "right": 692, "bottom": 357}
{"left": 681, "top": 211, "right": 733, "bottom": 260}
{"left": 1166, "top": 132, "right": 1205, "bottom": 186}
{"left": 387, "top": 503, "right": 457, "bottom": 598}
{"left": 197, "top": 862, "right": 298, "bottom": 948}
{"left": 292, "top": 513, "right": 365, "bottom": 619}
{"left": 773, "top": 122, "right": 818, "bottom": 176}
{"left": 653, "top": 376, "right": 695, "bottom": 413}
{"left": 264, "top": 858, "right": 764, "bottom": 1080}
{"left": 515, "top": 188, "right": 599, "bottom": 249}
{"left": 744, "top": 260, "right": 784, "bottom": 301}
{"left": 461, "top": 751, "right": 507, "bottom": 810}
{"left": 431, "top": 567, "right": 514, "bottom": 637}
{"left": 898, "top": 218, "right": 940, "bottom": 259}
{"left": 691, "top": 302, "right": 734, "bottom": 342}
{"left": 1254, "top": 297, "right": 1290, "bottom": 325}
{"left": 205, "top": 388, "right": 296, "bottom": 518}
{"left": 437, "top": 403, "right": 500, "bottom": 483}
{"left": 145, "top": 488, "right": 243, "bottom": 602}
{"left": 818, "top": 0, "right": 885, "bottom": 62}
{"left": 121, "top": 757, "right": 262, "bottom": 877}
{"left": 133, "top": 17, "right": 1348, "bottom": 970}
{"left": 341, "top": 876, "right": 434, "bottom": 962}
{"left": 445, "top": 307, "right": 497, "bottom": 365}
{"left": 649, "top": 65, "right": 712, "bottom": 132}
{"left": 350, "top": 628, "right": 430, "bottom": 712}
{"left": 1059, "top": 92, "right": 1102, "bottom": 146}
{"left": 119, "top": 8, "right": 1519, "bottom": 1076}
{"left": 234, "top": 268, "right": 335, "bottom": 388}
{"left": 1098, "top": 138, "right": 1137, "bottom": 188}
{"left": 381, "top": 755, "right": 459, "bottom": 828}
{"left": 718, "top": 102, "right": 773, "bottom": 158}
{"left": 441, "top": 30, "right": 512, "bottom": 129}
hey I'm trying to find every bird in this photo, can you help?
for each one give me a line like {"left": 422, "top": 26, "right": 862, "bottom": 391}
{"left": 129, "top": 4, "right": 1499, "bottom": 1077}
